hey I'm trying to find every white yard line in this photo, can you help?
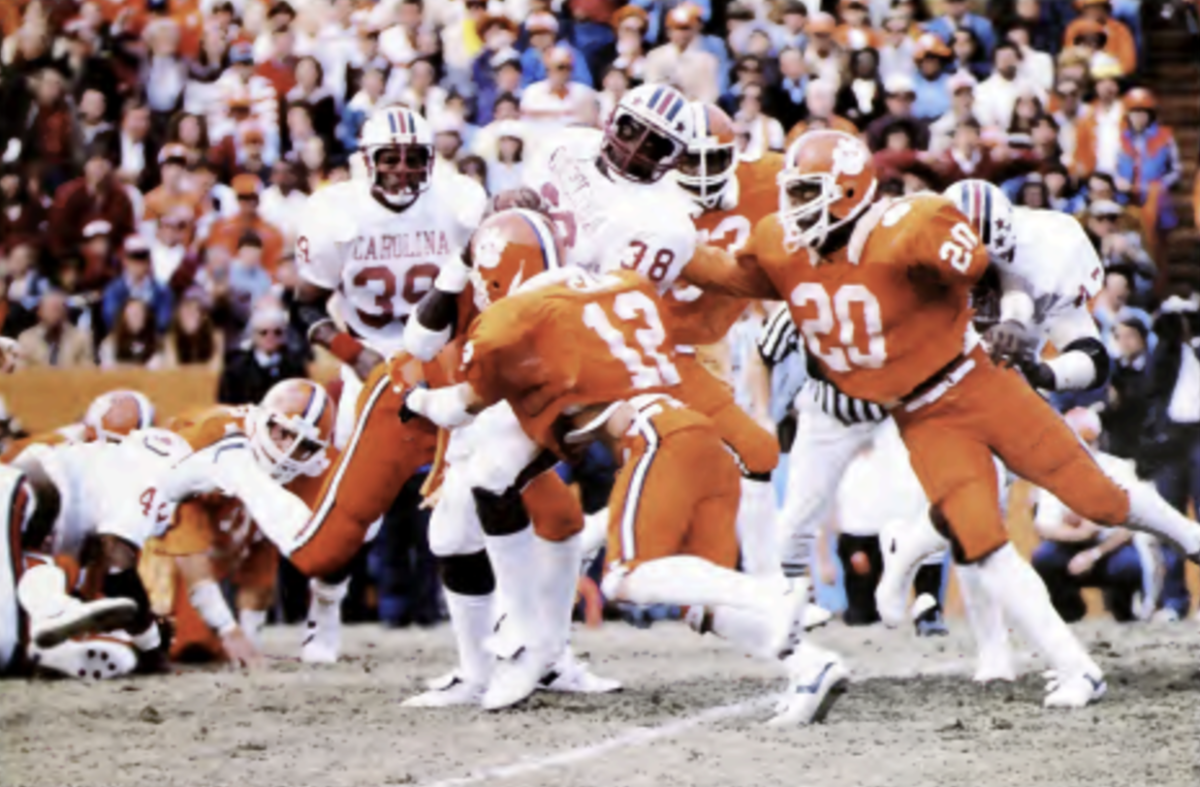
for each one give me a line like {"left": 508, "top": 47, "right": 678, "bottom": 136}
{"left": 419, "top": 695, "right": 776, "bottom": 787}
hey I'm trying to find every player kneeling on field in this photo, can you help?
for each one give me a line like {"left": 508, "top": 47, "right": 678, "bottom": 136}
{"left": 401, "top": 210, "right": 848, "bottom": 724}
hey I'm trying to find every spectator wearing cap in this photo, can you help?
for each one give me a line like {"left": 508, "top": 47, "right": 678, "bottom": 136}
{"left": 784, "top": 78, "right": 859, "bottom": 148}
{"left": 837, "top": 48, "right": 888, "bottom": 132}
{"left": 834, "top": 0, "right": 881, "bottom": 51}
{"left": 1068, "top": 18, "right": 1124, "bottom": 77}
{"left": 217, "top": 297, "right": 308, "bottom": 406}
{"left": 115, "top": 101, "right": 158, "bottom": 193}
{"left": 1116, "top": 88, "right": 1181, "bottom": 256}
{"left": 476, "top": 49, "right": 523, "bottom": 126}
{"left": 923, "top": 0, "right": 995, "bottom": 60}
{"left": 804, "top": 12, "right": 845, "bottom": 90}
{"left": 1085, "top": 199, "right": 1156, "bottom": 292}
{"left": 973, "top": 41, "right": 1044, "bottom": 131}
{"left": 910, "top": 33, "right": 955, "bottom": 120}
{"left": 20, "top": 68, "right": 80, "bottom": 195}
{"left": 142, "top": 144, "right": 201, "bottom": 233}
{"left": 1071, "top": 64, "right": 1125, "bottom": 179}
{"left": 286, "top": 57, "right": 340, "bottom": 152}
{"left": 49, "top": 137, "right": 135, "bottom": 260}
{"left": 521, "top": 47, "right": 599, "bottom": 139}
{"left": 15, "top": 290, "right": 94, "bottom": 369}
{"left": 928, "top": 70, "right": 977, "bottom": 154}
{"left": 1031, "top": 409, "right": 1150, "bottom": 623}
{"left": 1063, "top": 0, "right": 1136, "bottom": 75}
{"left": 255, "top": 21, "right": 300, "bottom": 103}
{"left": 1141, "top": 296, "right": 1200, "bottom": 621}
{"left": 431, "top": 111, "right": 468, "bottom": 168}
{"left": 772, "top": 47, "right": 810, "bottom": 132}
{"left": 865, "top": 73, "right": 930, "bottom": 151}
{"left": 610, "top": 5, "right": 650, "bottom": 81}
{"left": 102, "top": 234, "right": 174, "bottom": 335}
{"left": 471, "top": 15, "right": 520, "bottom": 125}
{"left": 205, "top": 174, "right": 284, "bottom": 276}
{"left": 878, "top": 9, "right": 917, "bottom": 84}
{"left": 0, "top": 164, "right": 47, "bottom": 248}
{"left": 214, "top": 41, "right": 280, "bottom": 163}
{"left": 520, "top": 12, "right": 593, "bottom": 91}
{"left": 644, "top": 4, "right": 719, "bottom": 102}
{"left": 73, "top": 219, "right": 119, "bottom": 296}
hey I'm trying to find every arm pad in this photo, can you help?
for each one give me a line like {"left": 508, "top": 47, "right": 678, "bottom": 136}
{"left": 1046, "top": 336, "right": 1110, "bottom": 391}
{"left": 189, "top": 578, "right": 237, "bottom": 635}
{"left": 405, "top": 384, "right": 477, "bottom": 429}
{"left": 405, "top": 286, "right": 460, "bottom": 361}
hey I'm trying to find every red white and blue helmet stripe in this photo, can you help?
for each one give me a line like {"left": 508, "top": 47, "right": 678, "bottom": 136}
{"left": 943, "top": 178, "right": 1015, "bottom": 261}
{"left": 386, "top": 107, "right": 417, "bottom": 138}
{"left": 646, "top": 85, "right": 688, "bottom": 124}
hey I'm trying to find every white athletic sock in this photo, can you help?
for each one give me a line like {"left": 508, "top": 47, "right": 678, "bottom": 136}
{"left": 307, "top": 578, "right": 347, "bottom": 624}
{"left": 976, "top": 544, "right": 1097, "bottom": 677}
{"left": 955, "top": 563, "right": 1014, "bottom": 678}
{"left": 16, "top": 563, "right": 72, "bottom": 621}
{"left": 443, "top": 589, "right": 496, "bottom": 685}
{"left": 534, "top": 533, "right": 583, "bottom": 657}
{"left": 606, "top": 555, "right": 785, "bottom": 613}
{"left": 1123, "top": 482, "right": 1200, "bottom": 556}
{"left": 580, "top": 508, "right": 609, "bottom": 562}
{"left": 239, "top": 608, "right": 267, "bottom": 648}
{"left": 484, "top": 527, "right": 544, "bottom": 653}
{"left": 738, "top": 478, "right": 782, "bottom": 578}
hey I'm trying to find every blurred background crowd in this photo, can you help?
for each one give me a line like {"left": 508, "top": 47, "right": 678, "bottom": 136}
{"left": 1, "top": 0, "right": 1197, "bottom": 629}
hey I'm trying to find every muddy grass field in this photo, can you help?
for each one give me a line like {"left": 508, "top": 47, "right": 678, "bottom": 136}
{"left": 1, "top": 619, "right": 1197, "bottom": 787}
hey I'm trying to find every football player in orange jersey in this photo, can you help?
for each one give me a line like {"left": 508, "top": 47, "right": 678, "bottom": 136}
{"left": 142, "top": 379, "right": 336, "bottom": 668}
{"left": 667, "top": 102, "right": 785, "bottom": 578}
{"left": 1, "top": 389, "right": 156, "bottom": 463}
{"left": 403, "top": 210, "right": 848, "bottom": 725}
{"left": 682, "top": 129, "right": 1200, "bottom": 709}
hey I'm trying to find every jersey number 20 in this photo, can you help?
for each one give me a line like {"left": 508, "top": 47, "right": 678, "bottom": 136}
{"left": 792, "top": 283, "right": 887, "bottom": 372}
{"left": 583, "top": 291, "right": 681, "bottom": 389}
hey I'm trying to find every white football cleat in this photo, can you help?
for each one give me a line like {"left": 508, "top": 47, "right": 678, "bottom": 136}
{"left": 31, "top": 597, "right": 138, "bottom": 649}
{"left": 875, "top": 517, "right": 947, "bottom": 628}
{"left": 761, "top": 578, "right": 809, "bottom": 660}
{"left": 402, "top": 672, "right": 487, "bottom": 708}
{"left": 483, "top": 646, "right": 554, "bottom": 711}
{"left": 769, "top": 642, "right": 849, "bottom": 726}
{"left": 802, "top": 603, "right": 833, "bottom": 631}
{"left": 30, "top": 637, "right": 138, "bottom": 680}
{"left": 539, "top": 650, "right": 622, "bottom": 694}
{"left": 300, "top": 618, "right": 341, "bottom": 664}
{"left": 1043, "top": 669, "right": 1106, "bottom": 709}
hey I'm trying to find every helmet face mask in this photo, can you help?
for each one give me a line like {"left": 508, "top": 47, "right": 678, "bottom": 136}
{"left": 248, "top": 380, "right": 333, "bottom": 485}
{"left": 360, "top": 107, "right": 435, "bottom": 209}
{"left": 777, "top": 131, "right": 877, "bottom": 255}
{"left": 602, "top": 112, "right": 683, "bottom": 183}
{"left": 678, "top": 142, "right": 736, "bottom": 209}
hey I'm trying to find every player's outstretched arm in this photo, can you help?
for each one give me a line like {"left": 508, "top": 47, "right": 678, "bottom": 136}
{"left": 175, "top": 550, "right": 263, "bottom": 669}
{"left": 681, "top": 244, "right": 779, "bottom": 300}
{"left": 296, "top": 281, "right": 384, "bottom": 381}
{"left": 404, "top": 248, "right": 472, "bottom": 362}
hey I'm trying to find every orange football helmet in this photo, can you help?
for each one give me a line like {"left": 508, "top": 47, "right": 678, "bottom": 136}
{"left": 83, "top": 390, "right": 156, "bottom": 443}
{"left": 249, "top": 379, "right": 335, "bottom": 483}
{"left": 1124, "top": 87, "right": 1157, "bottom": 111}
{"left": 778, "top": 129, "right": 877, "bottom": 253}
{"left": 677, "top": 102, "right": 739, "bottom": 212}
{"left": 468, "top": 208, "right": 565, "bottom": 312}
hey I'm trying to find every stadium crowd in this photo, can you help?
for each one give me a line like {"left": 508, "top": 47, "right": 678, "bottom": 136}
{"left": 1, "top": 0, "right": 1197, "bottom": 628}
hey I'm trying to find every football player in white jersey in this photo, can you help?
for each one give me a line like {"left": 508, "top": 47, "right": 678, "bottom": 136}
{"left": 400, "top": 85, "right": 701, "bottom": 710}
{"left": 292, "top": 104, "right": 486, "bottom": 662}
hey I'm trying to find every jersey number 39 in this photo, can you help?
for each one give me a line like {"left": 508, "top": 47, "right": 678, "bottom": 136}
{"left": 791, "top": 283, "right": 887, "bottom": 372}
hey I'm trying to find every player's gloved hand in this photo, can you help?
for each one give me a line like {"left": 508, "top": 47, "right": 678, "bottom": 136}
{"left": 983, "top": 320, "right": 1036, "bottom": 366}
{"left": 221, "top": 626, "right": 265, "bottom": 670}
{"left": 399, "top": 381, "right": 430, "bottom": 423}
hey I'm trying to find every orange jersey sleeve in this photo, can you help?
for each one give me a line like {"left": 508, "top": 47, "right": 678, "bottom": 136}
{"left": 889, "top": 195, "right": 989, "bottom": 288}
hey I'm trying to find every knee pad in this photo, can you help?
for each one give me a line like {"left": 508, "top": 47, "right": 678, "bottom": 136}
{"left": 427, "top": 471, "right": 485, "bottom": 557}
{"left": 439, "top": 551, "right": 496, "bottom": 596}
{"left": 472, "top": 486, "right": 530, "bottom": 537}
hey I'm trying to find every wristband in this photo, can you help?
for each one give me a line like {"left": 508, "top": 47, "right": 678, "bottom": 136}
{"left": 434, "top": 254, "right": 472, "bottom": 294}
{"left": 189, "top": 578, "right": 238, "bottom": 636}
{"left": 329, "top": 332, "right": 365, "bottom": 365}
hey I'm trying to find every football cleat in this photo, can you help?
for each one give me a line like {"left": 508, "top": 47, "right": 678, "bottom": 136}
{"left": 29, "top": 637, "right": 138, "bottom": 680}
{"left": 769, "top": 642, "right": 849, "bottom": 726}
{"left": 875, "top": 517, "right": 947, "bottom": 628}
{"left": 802, "top": 603, "right": 833, "bottom": 631}
{"left": 538, "top": 650, "right": 622, "bottom": 694}
{"left": 300, "top": 617, "right": 341, "bottom": 665}
{"left": 31, "top": 597, "right": 138, "bottom": 649}
{"left": 1043, "top": 669, "right": 1106, "bottom": 709}
{"left": 483, "top": 646, "right": 554, "bottom": 711}
{"left": 402, "top": 672, "right": 487, "bottom": 708}
{"left": 762, "top": 578, "right": 809, "bottom": 661}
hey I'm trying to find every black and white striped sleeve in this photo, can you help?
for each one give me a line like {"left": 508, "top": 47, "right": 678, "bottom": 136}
{"left": 757, "top": 304, "right": 798, "bottom": 368}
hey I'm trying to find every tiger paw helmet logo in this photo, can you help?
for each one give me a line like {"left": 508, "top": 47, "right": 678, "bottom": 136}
{"left": 831, "top": 137, "right": 868, "bottom": 177}
{"left": 473, "top": 226, "right": 507, "bottom": 270}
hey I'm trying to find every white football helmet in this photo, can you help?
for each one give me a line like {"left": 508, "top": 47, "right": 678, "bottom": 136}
{"left": 943, "top": 179, "right": 1017, "bottom": 264}
{"left": 676, "top": 102, "right": 739, "bottom": 212}
{"left": 359, "top": 104, "right": 435, "bottom": 209}
{"left": 248, "top": 379, "right": 335, "bottom": 484}
{"left": 601, "top": 83, "right": 696, "bottom": 184}
{"left": 83, "top": 390, "right": 155, "bottom": 443}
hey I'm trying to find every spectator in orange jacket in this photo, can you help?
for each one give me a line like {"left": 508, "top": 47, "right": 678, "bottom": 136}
{"left": 203, "top": 173, "right": 284, "bottom": 277}
{"left": 1063, "top": 0, "right": 1136, "bottom": 75}
{"left": 1072, "top": 64, "right": 1125, "bottom": 178}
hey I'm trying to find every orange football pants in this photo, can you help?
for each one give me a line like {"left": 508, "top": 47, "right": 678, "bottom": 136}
{"left": 893, "top": 346, "right": 1130, "bottom": 563}
{"left": 606, "top": 406, "right": 741, "bottom": 571}
{"left": 675, "top": 354, "right": 779, "bottom": 478}
{"left": 291, "top": 364, "right": 438, "bottom": 577}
